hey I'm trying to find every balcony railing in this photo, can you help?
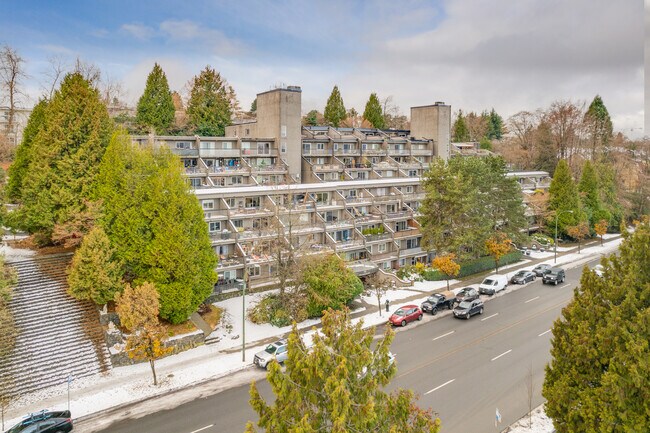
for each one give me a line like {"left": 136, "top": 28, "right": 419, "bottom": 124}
{"left": 410, "top": 149, "right": 432, "bottom": 156}
{"left": 242, "top": 148, "right": 279, "bottom": 156}
{"left": 393, "top": 228, "right": 420, "bottom": 239}
{"left": 370, "top": 251, "right": 399, "bottom": 261}
{"left": 364, "top": 232, "right": 393, "bottom": 242}
{"left": 251, "top": 164, "right": 286, "bottom": 173}
{"left": 237, "top": 229, "right": 277, "bottom": 239}
{"left": 372, "top": 194, "right": 400, "bottom": 203}
{"left": 335, "top": 239, "right": 365, "bottom": 250}
{"left": 400, "top": 246, "right": 423, "bottom": 256}
{"left": 384, "top": 211, "right": 413, "bottom": 220}
{"left": 388, "top": 149, "right": 410, "bottom": 155}
{"left": 217, "top": 257, "right": 244, "bottom": 269}
{"left": 303, "top": 149, "right": 332, "bottom": 156}
{"left": 208, "top": 166, "right": 249, "bottom": 174}
{"left": 313, "top": 164, "right": 344, "bottom": 171}
{"left": 334, "top": 148, "right": 360, "bottom": 155}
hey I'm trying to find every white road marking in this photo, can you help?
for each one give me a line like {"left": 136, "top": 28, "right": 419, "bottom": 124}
{"left": 538, "top": 329, "right": 551, "bottom": 337}
{"left": 432, "top": 330, "right": 455, "bottom": 341}
{"left": 560, "top": 284, "right": 570, "bottom": 289}
{"left": 524, "top": 296, "right": 540, "bottom": 303}
{"left": 425, "top": 379, "right": 455, "bottom": 395}
{"left": 491, "top": 349, "right": 512, "bottom": 362}
{"left": 190, "top": 425, "right": 214, "bottom": 433}
{"left": 481, "top": 313, "right": 499, "bottom": 321}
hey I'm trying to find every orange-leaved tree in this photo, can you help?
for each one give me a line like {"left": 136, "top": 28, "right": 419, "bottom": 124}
{"left": 594, "top": 219, "right": 608, "bottom": 246}
{"left": 485, "top": 232, "right": 512, "bottom": 273}
{"left": 567, "top": 222, "right": 590, "bottom": 253}
{"left": 432, "top": 253, "right": 460, "bottom": 290}
{"left": 115, "top": 282, "right": 172, "bottom": 385}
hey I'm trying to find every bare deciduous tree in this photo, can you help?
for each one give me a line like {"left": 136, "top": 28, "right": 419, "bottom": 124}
{"left": 41, "top": 55, "right": 68, "bottom": 99}
{"left": 0, "top": 45, "right": 27, "bottom": 143}
{"left": 363, "top": 272, "right": 391, "bottom": 317}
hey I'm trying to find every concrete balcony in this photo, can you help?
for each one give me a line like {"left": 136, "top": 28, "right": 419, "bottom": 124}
{"left": 388, "top": 149, "right": 410, "bottom": 156}
{"left": 208, "top": 166, "right": 250, "bottom": 175}
{"left": 410, "top": 149, "right": 432, "bottom": 156}
{"left": 200, "top": 149, "right": 241, "bottom": 158}
{"left": 400, "top": 246, "right": 424, "bottom": 256}
{"left": 364, "top": 232, "right": 393, "bottom": 243}
{"left": 228, "top": 207, "right": 274, "bottom": 218}
{"left": 362, "top": 149, "right": 386, "bottom": 156}
{"left": 303, "top": 149, "right": 333, "bottom": 156}
{"left": 242, "top": 149, "right": 279, "bottom": 157}
{"left": 325, "top": 220, "right": 355, "bottom": 230}
{"left": 251, "top": 164, "right": 287, "bottom": 174}
{"left": 216, "top": 257, "right": 245, "bottom": 270}
{"left": 372, "top": 194, "right": 400, "bottom": 203}
{"left": 370, "top": 251, "right": 399, "bottom": 262}
{"left": 237, "top": 229, "right": 278, "bottom": 240}
{"left": 334, "top": 149, "right": 361, "bottom": 156}
{"left": 335, "top": 239, "right": 366, "bottom": 251}
{"left": 344, "top": 196, "right": 373, "bottom": 205}
{"left": 384, "top": 211, "right": 413, "bottom": 221}
{"left": 313, "top": 164, "right": 344, "bottom": 171}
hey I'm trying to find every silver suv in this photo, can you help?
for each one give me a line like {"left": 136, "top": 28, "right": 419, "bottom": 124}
{"left": 254, "top": 339, "right": 288, "bottom": 369}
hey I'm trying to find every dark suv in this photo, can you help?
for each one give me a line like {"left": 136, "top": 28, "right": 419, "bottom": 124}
{"left": 421, "top": 291, "right": 455, "bottom": 315}
{"left": 532, "top": 264, "right": 553, "bottom": 277}
{"left": 542, "top": 268, "right": 566, "bottom": 285}
{"left": 6, "top": 410, "right": 73, "bottom": 433}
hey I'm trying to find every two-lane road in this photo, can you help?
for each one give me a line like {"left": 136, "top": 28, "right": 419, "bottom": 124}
{"left": 90, "top": 258, "right": 598, "bottom": 433}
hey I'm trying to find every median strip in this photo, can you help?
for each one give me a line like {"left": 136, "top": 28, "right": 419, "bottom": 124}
{"left": 190, "top": 425, "right": 214, "bottom": 433}
{"left": 524, "top": 296, "right": 540, "bottom": 303}
{"left": 491, "top": 349, "right": 512, "bottom": 362}
{"left": 432, "top": 330, "right": 455, "bottom": 341}
{"left": 481, "top": 313, "right": 499, "bottom": 321}
{"left": 425, "top": 378, "right": 455, "bottom": 395}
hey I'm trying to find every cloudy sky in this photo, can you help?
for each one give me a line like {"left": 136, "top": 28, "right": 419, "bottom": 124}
{"left": 2, "top": 0, "right": 644, "bottom": 137}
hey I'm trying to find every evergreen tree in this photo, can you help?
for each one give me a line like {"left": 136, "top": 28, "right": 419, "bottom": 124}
{"left": 250, "top": 97, "right": 257, "bottom": 113}
{"left": 17, "top": 73, "right": 113, "bottom": 245}
{"left": 67, "top": 226, "right": 123, "bottom": 305}
{"left": 533, "top": 120, "right": 558, "bottom": 174}
{"left": 543, "top": 219, "right": 650, "bottom": 432}
{"left": 547, "top": 160, "right": 581, "bottom": 237}
{"left": 452, "top": 110, "right": 470, "bottom": 142}
{"left": 136, "top": 63, "right": 175, "bottom": 134}
{"left": 486, "top": 108, "right": 504, "bottom": 140}
{"left": 186, "top": 66, "right": 232, "bottom": 136}
{"left": 95, "top": 131, "right": 217, "bottom": 323}
{"left": 246, "top": 309, "right": 441, "bottom": 433}
{"left": 578, "top": 160, "right": 609, "bottom": 226}
{"left": 584, "top": 95, "right": 613, "bottom": 157}
{"left": 301, "top": 253, "right": 363, "bottom": 318}
{"left": 5, "top": 99, "right": 48, "bottom": 203}
{"left": 363, "top": 92, "right": 385, "bottom": 129}
{"left": 594, "top": 162, "right": 624, "bottom": 229}
{"left": 323, "top": 85, "right": 346, "bottom": 127}
{"left": 304, "top": 109, "right": 320, "bottom": 126}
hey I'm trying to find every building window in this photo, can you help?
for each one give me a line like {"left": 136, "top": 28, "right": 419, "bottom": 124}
{"left": 281, "top": 141, "right": 287, "bottom": 153}
{"left": 245, "top": 197, "right": 260, "bottom": 208}
{"left": 231, "top": 176, "right": 243, "bottom": 184}
{"left": 378, "top": 243, "right": 387, "bottom": 253}
{"left": 176, "top": 142, "right": 191, "bottom": 149}
{"left": 281, "top": 125, "right": 287, "bottom": 138}
{"left": 233, "top": 219, "right": 243, "bottom": 228}
{"left": 245, "top": 128, "right": 250, "bottom": 136}
{"left": 202, "top": 200, "right": 214, "bottom": 210}
{"left": 226, "top": 198, "right": 236, "bottom": 207}
{"left": 200, "top": 141, "right": 215, "bottom": 149}
{"left": 248, "top": 265, "right": 261, "bottom": 277}
{"left": 222, "top": 142, "right": 233, "bottom": 149}
{"left": 209, "top": 221, "right": 221, "bottom": 232}
{"left": 408, "top": 170, "right": 417, "bottom": 177}
{"left": 406, "top": 186, "right": 414, "bottom": 193}
{"left": 189, "top": 178, "right": 201, "bottom": 187}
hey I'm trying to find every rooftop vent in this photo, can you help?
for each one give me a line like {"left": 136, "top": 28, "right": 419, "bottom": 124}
{"left": 434, "top": 101, "right": 445, "bottom": 106}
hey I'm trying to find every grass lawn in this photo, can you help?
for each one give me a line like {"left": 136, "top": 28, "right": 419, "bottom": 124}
{"left": 200, "top": 304, "right": 223, "bottom": 330}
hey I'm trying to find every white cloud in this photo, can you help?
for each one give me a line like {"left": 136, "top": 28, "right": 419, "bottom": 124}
{"left": 159, "top": 20, "right": 247, "bottom": 56}
{"left": 38, "top": 44, "right": 76, "bottom": 56}
{"left": 120, "top": 23, "right": 156, "bottom": 40}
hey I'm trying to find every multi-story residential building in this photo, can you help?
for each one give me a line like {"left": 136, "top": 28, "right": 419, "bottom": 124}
{"left": 0, "top": 105, "right": 31, "bottom": 146}
{"left": 133, "top": 85, "right": 451, "bottom": 293}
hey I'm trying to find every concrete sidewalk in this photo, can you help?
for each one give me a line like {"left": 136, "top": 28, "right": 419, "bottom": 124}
{"left": 4, "top": 235, "right": 621, "bottom": 429}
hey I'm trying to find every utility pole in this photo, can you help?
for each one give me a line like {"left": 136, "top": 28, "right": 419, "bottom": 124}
{"left": 554, "top": 210, "right": 573, "bottom": 263}
{"left": 242, "top": 256, "right": 248, "bottom": 363}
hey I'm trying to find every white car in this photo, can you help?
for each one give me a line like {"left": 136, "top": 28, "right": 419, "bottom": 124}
{"left": 593, "top": 264, "right": 604, "bottom": 277}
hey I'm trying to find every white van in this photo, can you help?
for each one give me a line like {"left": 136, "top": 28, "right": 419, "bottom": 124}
{"left": 478, "top": 274, "right": 508, "bottom": 295}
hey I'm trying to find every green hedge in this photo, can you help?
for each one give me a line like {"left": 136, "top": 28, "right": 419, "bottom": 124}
{"left": 421, "top": 251, "right": 523, "bottom": 281}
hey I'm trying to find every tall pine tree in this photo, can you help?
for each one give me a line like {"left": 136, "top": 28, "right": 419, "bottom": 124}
{"left": 584, "top": 95, "right": 613, "bottom": 157}
{"left": 543, "top": 219, "right": 650, "bottom": 432}
{"left": 95, "top": 131, "right": 217, "bottom": 323}
{"left": 323, "top": 85, "right": 346, "bottom": 127}
{"left": 578, "top": 160, "right": 609, "bottom": 226}
{"left": 136, "top": 63, "right": 175, "bottom": 134}
{"left": 452, "top": 110, "right": 470, "bottom": 142}
{"left": 186, "top": 66, "right": 232, "bottom": 136}
{"left": 5, "top": 98, "right": 48, "bottom": 203}
{"left": 17, "top": 73, "right": 113, "bottom": 245}
{"left": 362, "top": 92, "right": 385, "bottom": 129}
{"left": 547, "top": 159, "right": 582, "bottom": 237}
{"left": 486, "top": 108, "right": 504, "bottom": 140}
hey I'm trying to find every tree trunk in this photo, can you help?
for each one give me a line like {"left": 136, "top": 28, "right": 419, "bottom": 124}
{"left": 150, "top": 359, "right": 157, "bottom": 386}
{"left": 600, "top": 235, "right": 603, "bottom": 246}
{"left": 377, "top": 295, "right": 382, "bottom": 317}
{"left": 446, "top": 278, "right": 450, "bottom": 290}
{"left": 495, "top": 259, "right": 499, "bottom": 273}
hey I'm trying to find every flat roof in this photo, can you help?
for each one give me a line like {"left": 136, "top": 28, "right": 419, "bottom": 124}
{"left": 506, "top": 171, "right": 550, "bottom": 177}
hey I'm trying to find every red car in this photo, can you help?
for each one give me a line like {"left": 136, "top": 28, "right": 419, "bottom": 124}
{"left": 389, "top": 304, "right": 423, "bottom": 327}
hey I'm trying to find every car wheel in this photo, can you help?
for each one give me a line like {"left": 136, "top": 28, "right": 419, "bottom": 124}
{"left": 479, "top": 307, "right": 484, "bottom": 315}
{"left": 466, "top": 313, "right": 471, "bottom": 320}
{"left": 449, "top": 303, "right": 454, "bottom": 310}
{"left": 417, "top": 314, "right": 423, "bottom": 321}
{"left": 401, "top": 320, "right": 406, "bottom": 327}
{"left": 431, "top": 307, "right": 437, "bottom": 316}
{"left": 554, "top": 280, "right": 558, "bottom": 286}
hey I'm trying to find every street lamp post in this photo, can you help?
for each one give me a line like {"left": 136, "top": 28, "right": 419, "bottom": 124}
{"left": 554, "top": 210, "right": 574, "bottom": 263}
{"left": 242, "top": 256, "right": 248, "bottom": 363}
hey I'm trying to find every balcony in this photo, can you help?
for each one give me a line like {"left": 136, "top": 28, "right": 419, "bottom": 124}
{"left": 251, "top": 164, "right": 287, "bottom": 173}
{"left": 370, "top": 251, "right": 399, "bottom": 262}
{"left": 208, "top": 166, "right": 250, "bottom": 175}
{"left": 364, "top": 232, "right": 393, "bottom": 243}
{"left": 400, "top": 246, "right": 424, "bottom": 256}
{"left": 334, "top": 148, "right": 361, "bottom": 156}
{"left": 324, "top": 219, "right": 355, "bottom": 230}
{"left": 228, "top": 207, "right": 274, "bottom": 218}
{"left": 303, "top": 149, "right": 332, "bottom": 156}
{"left": 388, "top": 149, "right": 410, "bottom": 156}
{"left": 363, "top": 149, "right": 386, "bottom": 156}
{"left": 200, "top": 148, "right": 241, "bottom": 158}
{"left": 216, "top": 257, "right": 245, "bottom": 270}
{"left": 335, "top": 239, "right": 366, "bottom": 251}
{"left": 313, "top": 164, "right": 344, "bottom": 171}
{"left": 237, "top": 229, "right": 278, "bottom": 240}
{"left": 242, "top": 148, "right": 279, "bottom": 157}
{"left": 372, "top": 194, "right": 400, "bottom": 203}
{"left": 410, "top": 149, "right": 432, "bottom": 156}
{"left": 344, "top": 196, "right": 373, "bottom": 205}
{"left": 384, "top": 211, "right": 413, "bottom": 221}
{"left": 344, "top": 164, "right": 371, "bottom": 170}
{"left": 393, "top": 228, "right": 420, "bottom": 239}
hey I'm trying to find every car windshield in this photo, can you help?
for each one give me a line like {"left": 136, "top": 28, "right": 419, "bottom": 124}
{"left": 427, "top": 295, "right": 441, "bottom": 302}
{"left": 515, "top": 271, "right": 526, "bottom": 277}
{"left": 458, "top": 301, "right": 472, "bottom": 309}
{"left": 394, "top": 309, "right": 406, "bottom": 316}
{"left": 265, "top": 344, "right": 278, "bottom": 354}
{"left": 483, "top": 279, "right": 495, "bottom": 285}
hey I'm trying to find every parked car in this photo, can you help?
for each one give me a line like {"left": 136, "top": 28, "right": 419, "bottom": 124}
{"left": 592, "top": 264, "right": 604, "bottom": 277}
{"left": 532, "top": 264, "right": 553, "bottom": 277}
{"left": 6, "top": 410, "right": 73, "bottom": 433}
{"left": 542, "top": 268, "right": 566, "bottom": 285}
{"left": 453, "top": 299, "right": 484, "bottom": 320}
{"left": 478, "top": 274, "right": 508, "bottom": 295}
{"left": 421, "top": 291, "right": 456, "bottom": 315}
{"left": 389, "top": 305, "right": 423, "bottom": 327}
{"left": 510, "top": 270, "right": 536, "bottom": 284}
{"left": 455, "top": 287, "right": 479, "bottom": 303}
{"left": 254, "top": 339, "right": 288, "bottom": 370}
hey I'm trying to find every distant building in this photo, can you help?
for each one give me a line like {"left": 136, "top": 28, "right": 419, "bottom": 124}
{"left": 0, "top": 105, "right": 31, "bottom": 146}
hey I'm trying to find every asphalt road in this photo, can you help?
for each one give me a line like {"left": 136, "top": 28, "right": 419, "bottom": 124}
{"left": 92, "top": 258, "right": 599, "bottom": 433}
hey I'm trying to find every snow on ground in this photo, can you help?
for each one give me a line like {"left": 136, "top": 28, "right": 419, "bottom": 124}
{"left": 4, "top": 236, "right": 623, "bottom": 429}
{"left": 504, "top": 404, "right": 555, "bottom": 433}
{"left": 0, "top": 241, "right": 36, "bottom": 261}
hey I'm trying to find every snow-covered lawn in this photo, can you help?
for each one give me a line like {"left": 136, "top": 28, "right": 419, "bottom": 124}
{"left": 504, "top": 404, "right": 555, "bottom": 433}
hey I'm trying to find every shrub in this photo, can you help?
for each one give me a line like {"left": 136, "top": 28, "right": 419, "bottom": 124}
{"left": 421, "top": 251, "right": 523, "bottom": 281}
{"left": 247, "top": 293, "right": 308, "bottom": 327}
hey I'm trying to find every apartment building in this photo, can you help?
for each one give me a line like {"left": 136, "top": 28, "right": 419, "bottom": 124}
{"left": 134, "top": 85, "right": 452, "bottom": 292}
{"left": 0, "top": 106, "right": 31, "bottom": 146}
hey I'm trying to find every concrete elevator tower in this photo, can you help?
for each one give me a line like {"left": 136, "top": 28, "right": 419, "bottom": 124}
{"left": 410, "top": 102, "right": 452, "bottom": 161}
